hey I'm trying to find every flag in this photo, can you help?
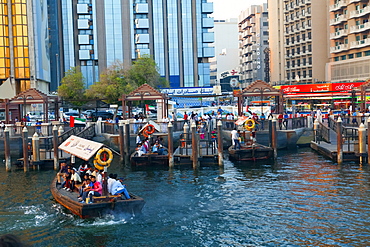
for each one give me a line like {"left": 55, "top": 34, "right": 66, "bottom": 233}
{"left": 70, "top": 116, "right": 75, "bottom": 127}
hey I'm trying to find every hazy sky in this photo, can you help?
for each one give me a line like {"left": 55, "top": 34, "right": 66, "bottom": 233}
{"left": 211, "top": 0, "right": 267, "bottom": 20}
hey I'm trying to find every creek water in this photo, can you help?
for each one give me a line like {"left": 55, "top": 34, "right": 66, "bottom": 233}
{"left": 0, "top": 148, "right": 369, "bottom": 246}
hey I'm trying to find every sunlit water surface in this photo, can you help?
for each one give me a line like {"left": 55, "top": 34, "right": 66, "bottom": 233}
{"left": 0, "top": 148, "right": 370, "bottom": 246}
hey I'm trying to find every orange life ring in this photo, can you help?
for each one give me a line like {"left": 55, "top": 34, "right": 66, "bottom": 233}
{"left": 145, "top": 124, "right": 155, "bottom": 135}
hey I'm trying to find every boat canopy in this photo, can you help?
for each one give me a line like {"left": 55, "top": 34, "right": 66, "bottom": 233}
{"left": 59, "top": 135, "right": 104, "bottom": 161}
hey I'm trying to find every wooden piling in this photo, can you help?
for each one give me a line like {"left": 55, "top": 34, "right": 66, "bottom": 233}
{"left": 58, "top": 125, "right": 64, "bottom": 136}
{"left": 268, "top": 119, "right": 272, "bottom": 147}
{"left": 358, "top": 123, "right": 366, "bottom": 164}
{"left": 119, "top": 121, "right": 124, "bottom": 162}
{"left": 168, "top": 122, "right": 174, "bottom": 167}
{"left": 314, "top": 119, "right": 319, "bottom": 143}
{"left": 271, "top": 118, "right": 277, "bottom": 159}
{"left": 22, "top": 127, "right": 29, "bottom": 172}
{"left": 217, "top": 120, "right": 223, "bottom": 166}
{"left": 191, "top": 121, "right": 198, "bottom": 169}
{"left": 4, "top": 127, "right": 11, "bottom": 172}
{"left": 32, "top": 132, "right": 40, "bottom": 162}
{"left": 124, "top": 120, "right": 130, "bottom": 165}
{"left": 337, "top": 117, "right": 343, "bottom": 165}
{"left": 53, "top": 125, "right": 59, "bottom": 170}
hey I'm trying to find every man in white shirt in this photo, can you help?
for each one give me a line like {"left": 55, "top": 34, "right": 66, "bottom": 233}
{"left": 231, "top": 128, "right": 240, "bottom": 149}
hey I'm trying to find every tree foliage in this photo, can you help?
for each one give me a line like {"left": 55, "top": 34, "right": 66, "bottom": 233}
{"left": 58, "top": 67, "right": 86, "bottom": 107}
{"left": 86, "top": 61, "right": 135, "bottom": 104}
{"left": 125, "top": 55, "right": 169, "bottom": 89}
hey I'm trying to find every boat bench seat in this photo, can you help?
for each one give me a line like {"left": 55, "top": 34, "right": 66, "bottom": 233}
{"left": 92, "top": 195, "right": 121, "bottom": 203}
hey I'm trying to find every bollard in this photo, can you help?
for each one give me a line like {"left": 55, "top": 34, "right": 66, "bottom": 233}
{"left": 271, "top": 118, "right": 277, "bottom": 159}
{"left": 368, "top": 117, "right": 370, "bottom": 165}
{"left": 32, "top": 132, "right": 40, "bottom": 162}
{"left": 53, "top": 125, "right": 59, "bottom": 170}
{"left": 168, "top": 122, "right": 174, "bottom": 167}
{"left": 268, "top": 119, "right": 272, "bottom": 147}
{"left": 58, "top": 125, "right": 64, "bottom": 136}
{"left": 307, "top": 116, "right": 313, "bottom": 129}
{"left": 4, "top": 127, "right": 11, "bottom": 172}
{"left": 191, "top": 121, "right": 198, "bottom": 169}
{"left": 182, "top": 122, "right": 189, "bottom": 148}
{"left": 22, "top": 127, "right": 29, "bottom": 172}
{"left": 337, "top": 117, "right": 343, "bottom": 165}
{"left": 119, "top": 121, "right": 124, "bottom": 162}
{"left": 124, "top": 120, "right": 130, "bottom": 165}
{"left": 358, "top": 123, "right": 366, "bottom": 164}
{"left": 313, "top": 119, "right": 319, "bottom": 143}
{"left": 217, "top": 120, "right": 223, "bottom": 166}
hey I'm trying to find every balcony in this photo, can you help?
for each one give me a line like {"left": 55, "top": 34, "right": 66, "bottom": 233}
{"left": 350, "top": 6, "right": 370, "bottom": 19}
{"left": 330, "top": 29, "right": 348, "bottom": 39}
{"left": 330, "top": 44, "right": 349, "bottom": 53}
{"left": 350, "top": 22, "right": 370, "bottom": 34}
{"left": 329, "top": 0, "right": 347, "bottom": 12}
{"left": 202, "top": 2, "right": 213, "bottom": 13}
{"left": 350, "top": 38, "right": 370, "bottom": 49}
{"left": 330, "top": 15, "right": 347, "bottom": 25}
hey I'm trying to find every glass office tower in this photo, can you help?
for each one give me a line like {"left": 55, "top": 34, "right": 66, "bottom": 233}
{"left": 0, "top": 0, "right": 50, "bottom": 98}
{"left": 60, "top": 0, "right": 214, "bottom": 88}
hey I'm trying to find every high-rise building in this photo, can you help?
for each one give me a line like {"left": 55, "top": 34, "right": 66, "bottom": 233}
{"left": 60, "top": 0, "right": 214, "bottom": 89}
{"left": 210, "top": 19, "right": 239, "bottom": 85}
{"left": 268, "top": 0, "right": 329, "bottom": 85}
{"left": 0, "top": 0, "right": 51, "bottom": 99}
{"left": 326, "top": 0, "right": 370, "bottom": 82}
{"left": 238, "top": 3, "right": 269, "bottom": 87}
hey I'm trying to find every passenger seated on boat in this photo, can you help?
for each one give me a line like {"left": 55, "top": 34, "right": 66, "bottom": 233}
{"left": 107, "top": 173, "right": 116, "bottom": 194}
{"left": 69, "top": 169, "right": 82, "bottom": 191}
{"left": 77, "top": 162, "right": 89, "bottom": 177}
{"left": 78, "top": 177, "right": 92, "bottom": 200}
{"left": 137, "top": 142, "right": 147, "bottom": 156}
{"left": 56, "top": 162, "right": 69, "bottom": 184}
{"left": 152, "top": 142, "right": 161, "bottom": 153}
{"left": 85, "top": 166, "right": 94, "bottom": 176}
{"left": 81, "top": 175, "right": 102, "bottom": 203}
{"left": 92, "top": 167, "right": 102, "bottom": 184}
{"left": 109, "top": 174, "right": 130, "bottom": 199}
{"left": 62, "top": 167, "right": 72, "bottom": 191}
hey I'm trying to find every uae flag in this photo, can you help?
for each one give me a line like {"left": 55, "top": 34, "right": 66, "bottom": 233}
{"left": 70, "top": 116, "right": 75, "bottom": 127}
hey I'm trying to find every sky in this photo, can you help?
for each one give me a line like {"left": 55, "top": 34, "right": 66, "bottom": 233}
{"left": 210, "top": 0, "right": 267, "bottom": 20}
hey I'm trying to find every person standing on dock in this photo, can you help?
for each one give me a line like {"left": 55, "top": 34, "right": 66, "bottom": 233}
{"left": 231, "top": 128, "right": 241, "bottom": 150}
{"left": 0, "top": 121, "right": 4, "bottom": 137}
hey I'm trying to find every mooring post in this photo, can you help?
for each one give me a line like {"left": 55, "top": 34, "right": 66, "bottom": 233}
{"left": 337, "top": 117, "right": 343, "bottom": 165}
{"left": 124, "top": 120, "right": 130, "bottom": 165}
{"left": 4, "top": 127, "right": 11, "bottom": 172}
{"left": 191, "top": 121, "right": 198, "bottom": 169}
{"left": 119, "top": 121, "right": 124, "bottom": 162}
{"left": 53, "top": 125, "right": 59, "bottom": 170}
{"left": 313, "top": 119, "right": 319, "bottom": 143}
{"left": 368, "top": 117, "right": 370, "bottom": 165}
{"left": 58, "top": 125, "right": 64, "bottom": 136}
{"left": 22, "top": 127, "right": 29, "bottom": 172}
{"left": 358, "top": 123, "right": 366, "bottom": 164}
{"left": 272, "top": 118, "right": 277, "bottom": 159}
{"left": 168, "top": 122, "right": 174, "bottom": 167}
{"left": 268, "top": 119, "right": 272, "bottom": 147}
{"left": 217, "top": 120, "right": 223, "bottom": 166}
{"left": 32, "top": 132, "right": 40, "bottom": 163}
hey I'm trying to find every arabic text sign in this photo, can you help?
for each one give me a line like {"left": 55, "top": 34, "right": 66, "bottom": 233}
{"left": 281, "top": 82, "right": 365, "bottom": 95}
{"left": 59, "top": 135, "right": 104, "bottom": 161}
{"left": 161, "top": 87, "right": 215, "bottom": 96}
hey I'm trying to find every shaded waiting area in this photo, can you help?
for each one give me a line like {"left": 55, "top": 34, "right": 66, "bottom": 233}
{"left": 2, "top": 88, "right": 58, "bottom": 124}
{"left": 236, "top": 80, "right": 284, "bottom": 116}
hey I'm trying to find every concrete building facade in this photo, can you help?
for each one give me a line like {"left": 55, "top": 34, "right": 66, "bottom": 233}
{"left": 326, "top": 0, "right": 370, "bottom": 82}
{"left": 0, "top": 0, "right": 51, "bottom": 99}
{"left": 209, "top": 19, "right": 240, "bottom": 85}
{"left": 60, "top": 0, "right": 215, "bottom": 89}
{"left": 268, "top": 0, "right": 329, "bottom": 85}
{"left": 238, "top": 3, "right": 269, "bottom": 87}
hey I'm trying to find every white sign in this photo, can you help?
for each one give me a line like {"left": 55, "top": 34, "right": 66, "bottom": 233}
{"left": 161, "top": 87, "right": 214, "bottom": 96}
{"left": 59, "top": 135, "right": 104, "bottom": 161}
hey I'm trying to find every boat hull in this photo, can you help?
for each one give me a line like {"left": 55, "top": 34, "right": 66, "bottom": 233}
{"left": 228, "top": 144, "right": 273, "bottom": 161}
{"left": 51, "top": 177, "right": 145, "bottom": 218}
{"left": 130, "top": 152, "right": 169, "bottom": 166}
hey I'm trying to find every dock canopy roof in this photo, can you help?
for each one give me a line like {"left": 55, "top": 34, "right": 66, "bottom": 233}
{"left": 239, "top": 80, "right": 282, "bottom": 97}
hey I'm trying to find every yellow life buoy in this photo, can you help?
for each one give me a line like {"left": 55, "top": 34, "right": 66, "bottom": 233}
{"left": 95, "top": 147, "right": 113, "bottom": 168}
{"left": 244, "top": 119, "right": 255, "bottom": 131}
{"left": 93, "top": 159, "right": 105, "bottom": 171}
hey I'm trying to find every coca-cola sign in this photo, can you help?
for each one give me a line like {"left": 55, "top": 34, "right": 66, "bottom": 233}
{"left": 280, "top": 82, "right": 364, "bottom": 95}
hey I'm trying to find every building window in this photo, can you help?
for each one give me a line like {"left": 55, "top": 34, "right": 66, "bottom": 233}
{"left": 334, "top": 57, "right": 339, "bottom": 61}
{"left": 348, "top": 54, "right": 354, "bottom": 59}
{"left": 341, "top": 55, "right": 346, "bottom": 60}
{"left": 356, "top": 52, "right": 362, "bottom": 57}
{"left": 365, "top": 51, "right": 370, "bottom": 56}
{"left": 309, "top": 70, "right": 312, "bottom": 77}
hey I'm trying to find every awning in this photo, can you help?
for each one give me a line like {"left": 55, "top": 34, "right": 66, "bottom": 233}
{"left": 59, "top": 135, "right": 104, "bottom": 161}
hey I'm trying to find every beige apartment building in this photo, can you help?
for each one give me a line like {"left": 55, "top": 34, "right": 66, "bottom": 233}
{"left": 326, "top": 0, "right": 370, "bottom": 82}
{"left": 268, "top": 0, "right": 329, "bottom": 85}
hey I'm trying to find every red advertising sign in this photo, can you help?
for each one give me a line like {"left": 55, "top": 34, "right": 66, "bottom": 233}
{"left": 280, "top": 82, "right": 364, "bottom": 95}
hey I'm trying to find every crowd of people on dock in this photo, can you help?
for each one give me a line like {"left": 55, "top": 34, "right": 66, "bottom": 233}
{"left": 56, "top": 162, "right": 130, "bottom": 203}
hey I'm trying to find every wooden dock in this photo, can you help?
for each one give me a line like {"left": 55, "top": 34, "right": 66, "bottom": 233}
{"left": 174, "top": 144, "right": 218, "bottom": 165}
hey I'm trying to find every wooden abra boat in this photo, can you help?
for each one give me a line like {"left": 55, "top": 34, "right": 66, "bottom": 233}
{"left": 130, "top": 150, "right": 169, "bottom": 166}
{"left": 51, "top": 177, "right": 145, "bottom": 218}
{"left": 228, "top": 142, "right": 273, "bottom": 162}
